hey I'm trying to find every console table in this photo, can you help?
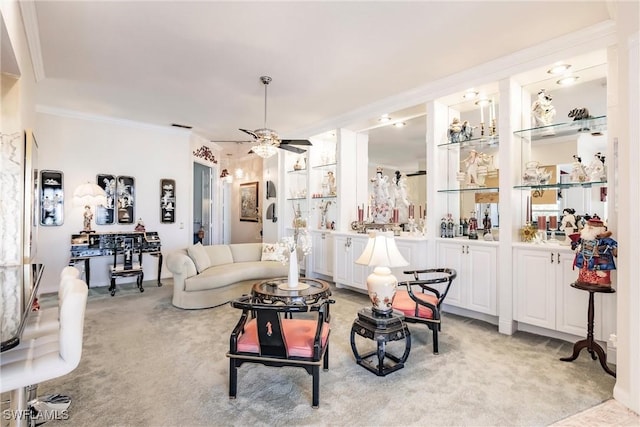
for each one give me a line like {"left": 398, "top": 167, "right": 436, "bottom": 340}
{"left": 560, "top": 282, "right": 616, "bottom": 377}
{"left": 69, "top": 231, "right": 162, "bottom": 288}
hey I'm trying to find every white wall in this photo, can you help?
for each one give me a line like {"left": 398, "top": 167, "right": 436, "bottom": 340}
{"left": 35, "top": 111, "right": 192, "bottom": 292}
{"left": 229, "top": 155, "right": 263, "bottom": 243}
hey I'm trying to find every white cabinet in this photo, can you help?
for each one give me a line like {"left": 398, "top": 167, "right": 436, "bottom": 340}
{"left": 332, "top": 233, "right": 369, "bottom": 292}
{"left": 514, "top": 246, "right": 601, "bottom": 338}
{"left": 309, "top": 230, "right": 333, "bottom": 277}
{"left": 393, "top": 237, "right": 429, "bottom": 283}
{"left": 436, "top": 240, "right": 497, "bottom": 315}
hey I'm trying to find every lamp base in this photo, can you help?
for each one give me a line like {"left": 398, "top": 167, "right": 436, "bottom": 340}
{"left": 366, "top": 266, "right": 398, "bottom": 314}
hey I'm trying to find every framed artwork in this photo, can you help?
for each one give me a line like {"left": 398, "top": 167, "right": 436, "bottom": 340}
{"left": 96, "top": 174, "right": 116, "bottom": 224}
{"left": 117, "top": 176, "right": 135, "bottom": 224}
{"left": 239, "top": 181, "right": 259, "bottom": 222}
{"left": 160, "top": 178, "right": 176, "bottom": 223}
{"left": 40, "top": 170, "right": 64, "bottom": 226}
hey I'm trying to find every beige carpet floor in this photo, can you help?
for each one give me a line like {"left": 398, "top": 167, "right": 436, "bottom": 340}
{"left": 13, "top": 279, "right": 622, "bottom": 426}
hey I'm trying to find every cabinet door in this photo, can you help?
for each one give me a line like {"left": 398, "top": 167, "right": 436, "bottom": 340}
{"left": 351, "top": 236, "right": 369, "bottom": 291}
{"left": 394, "top": 240, "right": 428, "bottom": 283}
{"left": 333, "top": 235, "right": 351, "bottom": 286}
{"left": 312, "top": 231, "right": 334, "bottom": 276}
{"left": 436, "top": 242, "right": 465, "bottom": 308}
{"left": 310, "top": 231, "right": 325, "bottom": 276}
{"left": 555, "top": 251, "right": 591, "bottom": 337}
{"left": 323, "top": 233, "right": 334, "bottom": 276}
{"left": 467, "top": 244, "right": 497, "bottom": 315}
{"left": 514, "top": 249, "right": 556, "bottom": 329}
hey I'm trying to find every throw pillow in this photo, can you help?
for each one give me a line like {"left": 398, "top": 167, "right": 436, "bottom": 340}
{"left": 187, "top": 243, "right": 211, "bottom": 273}
{"left": 261, "top": 243, "right": 281, "bottom": 261}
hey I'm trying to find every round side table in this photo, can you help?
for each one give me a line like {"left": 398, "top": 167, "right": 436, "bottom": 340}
{"left": 350, "top": 307, "right": 411, "bottom": 376}
{"left": 560, "top": 281, "right": 616, "bottom": 377}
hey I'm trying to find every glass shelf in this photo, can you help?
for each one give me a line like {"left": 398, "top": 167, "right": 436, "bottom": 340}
{"left": 286, "top": 197, "right": 307, "bottom": 201}
{"left": 513, "top": 115, "right": 606, "bottom": 141}
{"left": 437, "top": 186, "right": 499, "bottom": 194}
{"left": 311, "top": 195, "right": 337, "bottom": 200}
{"left": 438, "top": 135, "right": 500, "bottom": 149}
{"left": 514, "top": 181, "right": 607, "bottom": 190}
{"left": 312, "top": 162, "right": 337, "bottom": 170}
{"left": 287, "top": 169, "right": 307, "bottom": 174}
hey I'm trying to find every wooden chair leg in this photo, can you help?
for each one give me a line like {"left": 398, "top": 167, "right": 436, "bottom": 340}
{"left": 432, "top": 326, "right": 439, "bottom": 355}
{"left": 229, "top": 360, "right": 237, "bottom": 399}
{"left": 312, "top": 365, "right": 320, "bottom": 408}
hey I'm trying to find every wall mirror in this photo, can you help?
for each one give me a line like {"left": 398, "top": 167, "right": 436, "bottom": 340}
{"left": 362, "top": 105, "right": 427, "bottom": 224}
{"left": 520, "top": 58, "right": 608, "bottom": 226}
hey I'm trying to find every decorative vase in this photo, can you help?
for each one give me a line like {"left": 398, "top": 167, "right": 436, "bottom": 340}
{"left": 278, "top": 249, "right": 310, "bottom": 290}
{"left": 288, "top": 250, "right": 299, "bottom": 287}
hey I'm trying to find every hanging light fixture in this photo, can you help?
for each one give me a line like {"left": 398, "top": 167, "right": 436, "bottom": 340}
{"left": 251, "top": 142, "right": 278, "bottom": 159}
{"left": 249, "top": 76, "right": 279, "bottom": 159}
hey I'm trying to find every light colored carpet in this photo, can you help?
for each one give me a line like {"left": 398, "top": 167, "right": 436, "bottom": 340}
{"left": 34, "top": 279, "right": 616, "bottom": 426}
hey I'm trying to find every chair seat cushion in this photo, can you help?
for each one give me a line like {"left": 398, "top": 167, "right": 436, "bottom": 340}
{"left": 393, "top": 290, "right": 438, "bottom": 319}
{"left": 237, "top": 318, "right": 329, "bottom": 358}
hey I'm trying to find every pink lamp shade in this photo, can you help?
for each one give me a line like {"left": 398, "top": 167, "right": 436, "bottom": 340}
{"left": 355, "top": 232, "right": 409, "bottom": 314}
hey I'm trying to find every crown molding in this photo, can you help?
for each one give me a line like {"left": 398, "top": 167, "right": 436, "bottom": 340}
{"left": 19, "top": 0, "right": 45, "bottom": 82}
{"left": 36, "top": 105, "right": 191, "bottom": 136}
{"left": 293, "top": 20, "right": 618, "bottom": 138}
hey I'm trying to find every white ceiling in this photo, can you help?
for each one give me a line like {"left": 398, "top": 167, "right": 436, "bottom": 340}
{"left": 28, "top": 1, "right": 612, "bottom": 170}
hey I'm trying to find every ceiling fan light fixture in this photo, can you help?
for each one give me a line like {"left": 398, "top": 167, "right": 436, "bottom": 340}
{"left": 252, "top": 142, "right": 279, "bottom": 159}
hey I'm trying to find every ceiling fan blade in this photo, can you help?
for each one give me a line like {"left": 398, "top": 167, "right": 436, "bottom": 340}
{"left": 278, "top": 144, "right": 306, "bottom": 154}
{"left": 280, "top": 139, "right": 312, "bottom": 146}
{"left": 239, "top": 128, "right": 258, "bottom": 139}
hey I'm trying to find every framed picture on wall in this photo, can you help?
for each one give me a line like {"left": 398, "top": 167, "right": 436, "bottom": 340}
{"left": 96, "top": 174, "right": 116, "bottom": 225}
{"left": 160, "top": 178, "right": 176, "bottom": 223}
{"left": 239, "top": 181, "right": 259, "bottom": 222}
{"left": 40, "top": 170, "right": 64, "bottom": 226}
{"left": 117, "top": 175, "right": 135, "bottom": 224}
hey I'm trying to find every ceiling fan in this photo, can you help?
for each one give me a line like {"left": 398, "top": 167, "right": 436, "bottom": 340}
{"left": 239, "top": 76, "right": 312, "bottom": 157}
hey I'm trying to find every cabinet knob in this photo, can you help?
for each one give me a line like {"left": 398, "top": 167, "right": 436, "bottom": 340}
{"left": 557, "top": 253, "right": 560, "bottom": 264}
{"left": 321, "top": 233, "right": 325, "bottom": 240}
{"left": 551, "top": 253, "right": 554, "bottom": 263}
{"left": 461, "top": 245, "right": 465, "bottom": 254}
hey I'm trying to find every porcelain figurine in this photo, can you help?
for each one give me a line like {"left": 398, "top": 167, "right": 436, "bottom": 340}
{"left": 531, "top": 89, "right": 556, "bottom": 129}
{"left": 572, "top": 218, "right": 617, "bottom": 286}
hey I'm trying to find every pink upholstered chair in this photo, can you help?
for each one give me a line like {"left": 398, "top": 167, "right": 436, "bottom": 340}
{"left": 392, "top": 268, "right": 457, "bottom": 354}
{"left": 227, "top": 296, "right": 334, "bottom": 408}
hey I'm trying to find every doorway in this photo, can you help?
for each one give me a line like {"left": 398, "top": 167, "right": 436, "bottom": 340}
{"left": 193, "top": 162, "right": 212, "bottom": 245}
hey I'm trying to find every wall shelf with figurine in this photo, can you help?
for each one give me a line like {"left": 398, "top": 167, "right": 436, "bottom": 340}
{"left": 513, "top": 115, "right": 606, "bottom": 142}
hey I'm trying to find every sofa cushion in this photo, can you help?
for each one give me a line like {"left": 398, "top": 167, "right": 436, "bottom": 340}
{"left": 204, "top": 245, "right": 234, "bottom": 267}
{"left": 187, "top": 243, "right": 211, "bottom": 273}
{"left": 184, "top": 261, "right": 287, "bottom": 292}
{"left": 229, "top": 243, "right": 263, "bottom": 263}
{"left": 261, "top": 243, "right": 282, "bottom": 261}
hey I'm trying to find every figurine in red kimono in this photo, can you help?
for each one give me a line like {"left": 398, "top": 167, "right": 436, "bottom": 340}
{"left": 572, "top": 218, "right": 617, "bottom": 286}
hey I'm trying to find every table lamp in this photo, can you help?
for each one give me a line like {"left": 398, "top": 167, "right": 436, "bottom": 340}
{"left": 73, "top": 182, "right": 107, "bottom": 233}
{"left": 355, "top": 231, "right": 409, "bottom": 315}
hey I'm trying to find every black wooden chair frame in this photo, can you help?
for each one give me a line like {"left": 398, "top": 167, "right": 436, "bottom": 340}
{"left": 109, "top": 237, "right": 144, "bottom": 296}
{"left": 227, "top": 295, "right": 334, "bottom": 408}
{"left": 396, "top": 268, "right": 457, "bottom": 354}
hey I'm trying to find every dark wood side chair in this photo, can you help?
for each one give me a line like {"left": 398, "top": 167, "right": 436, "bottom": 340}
{"left": 109, "top": 236, "right": 144, "bottom": 296}
{"left": 227, "top": 295, "right": 334, "bottom": 408}
{"left": 392, "top": 268, "right": 457, "bottom": 354}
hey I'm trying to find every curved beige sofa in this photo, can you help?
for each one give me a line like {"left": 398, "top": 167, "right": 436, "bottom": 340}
{"left": 166, "top": 242, "right": 288, "bottom": 309}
